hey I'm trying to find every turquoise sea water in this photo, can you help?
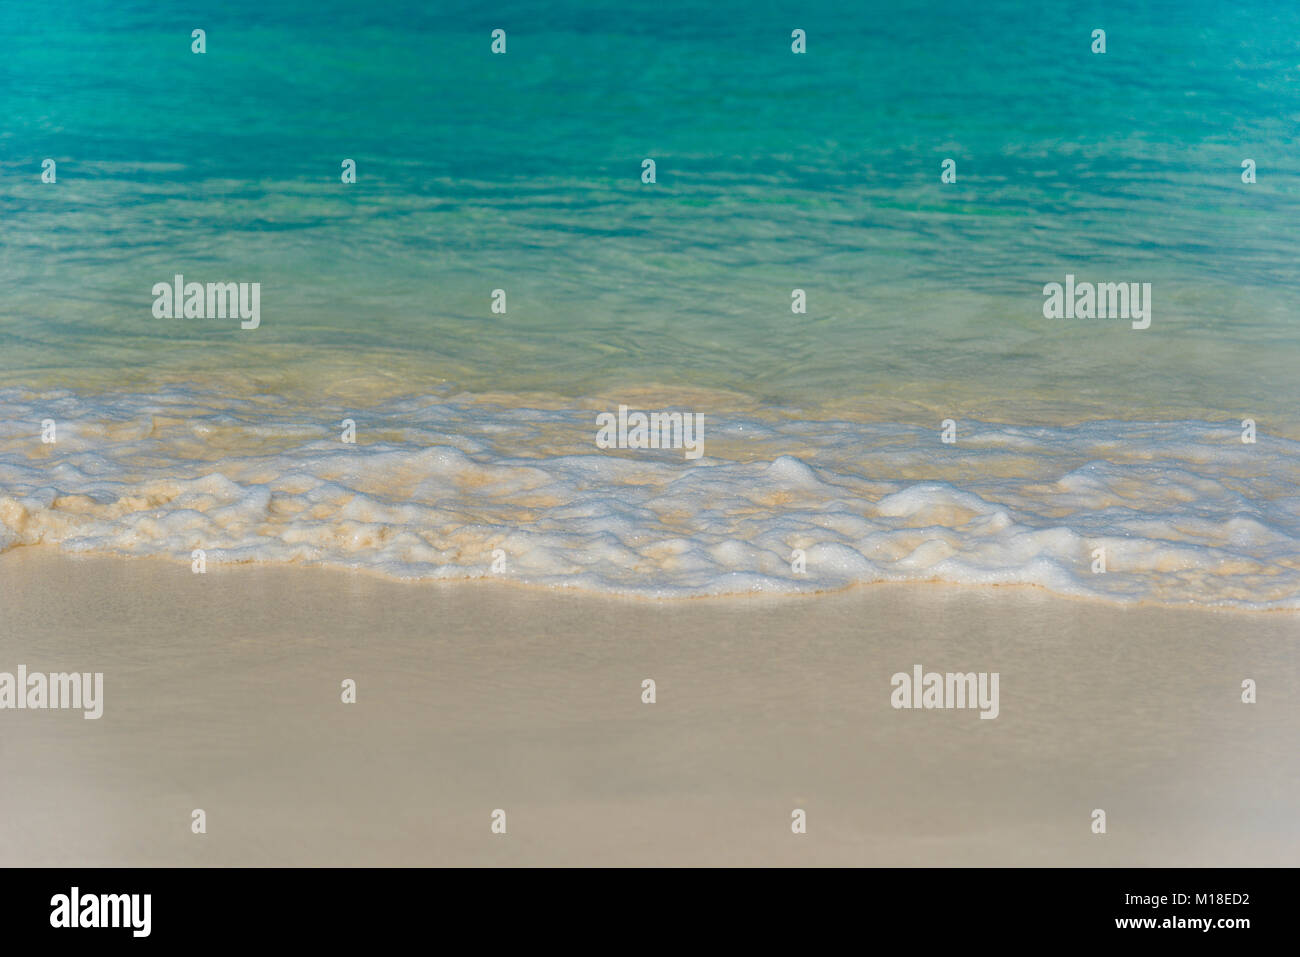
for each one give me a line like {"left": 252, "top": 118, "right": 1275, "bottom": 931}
{"left": 1, "top": 1, "right": 1299, "bottom": 603}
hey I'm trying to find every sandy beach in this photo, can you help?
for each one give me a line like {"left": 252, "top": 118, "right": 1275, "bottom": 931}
{"left": 1, "top": 546, "right": 1294, "bottom": 867}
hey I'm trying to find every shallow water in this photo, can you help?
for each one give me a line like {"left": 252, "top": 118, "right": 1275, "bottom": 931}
{"left": 1, "top": 1, "right": 1298, "bottom": 603}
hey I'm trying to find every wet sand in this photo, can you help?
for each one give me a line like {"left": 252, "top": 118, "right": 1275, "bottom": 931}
{"left": 0, "top": 546, "right": 1295, "bottom": 866}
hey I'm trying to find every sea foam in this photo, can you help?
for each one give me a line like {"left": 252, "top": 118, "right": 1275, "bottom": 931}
{"left": 2, "top": 387, "right": 1298, "bottom": 608}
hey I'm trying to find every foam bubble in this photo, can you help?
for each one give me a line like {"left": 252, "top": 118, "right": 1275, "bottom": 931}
{"left": 2, "top": 387, "right": 1299, "bottom": 607}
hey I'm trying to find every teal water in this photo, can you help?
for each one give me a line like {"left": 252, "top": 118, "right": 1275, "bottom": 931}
{"left": 1, "top": 1, "right": 1299, "bottom": 602}
{"left": 3, "top": 0, "right": 1298, "bottom": 415}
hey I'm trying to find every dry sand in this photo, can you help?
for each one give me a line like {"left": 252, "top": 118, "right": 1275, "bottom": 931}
{"left": 0, "top": 546, "right": 1296, "bottom": 866}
